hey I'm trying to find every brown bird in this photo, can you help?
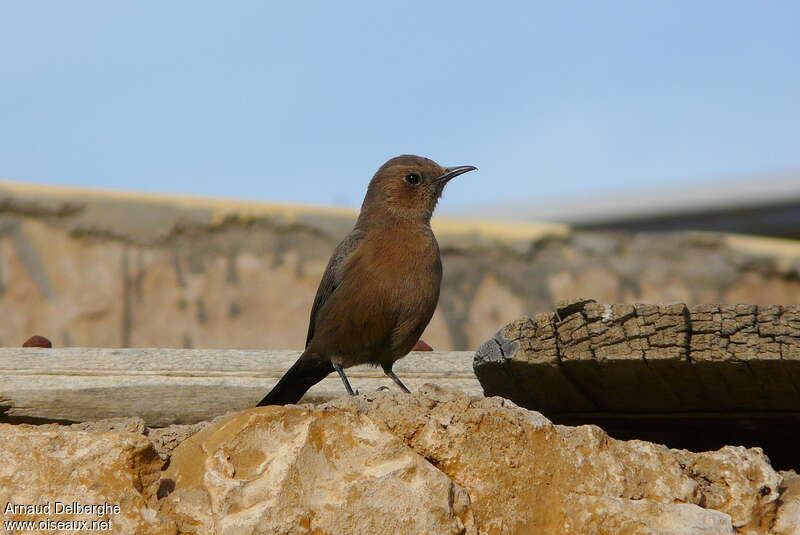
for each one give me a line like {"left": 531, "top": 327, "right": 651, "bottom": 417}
{"left": 256, "top": 155, "right": 476, "bottom": 405}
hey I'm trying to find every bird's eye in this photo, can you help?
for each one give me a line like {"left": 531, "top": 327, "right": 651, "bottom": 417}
{"left": 405, "top": 173, "right": 422, "bottom": 185}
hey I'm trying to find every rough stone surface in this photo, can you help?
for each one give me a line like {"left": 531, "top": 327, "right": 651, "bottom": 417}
{"left": 2, "top": 388, "right": 798, "bottom": 534}
{"left": 774, "top": 471, "right": 800, "bottom": 535}
{"left": 0, "top": 423, "right": 175, "bottom": 534}
{"left": 323, "top": 386, "right": 783, "bottom": 535}
{"left": 70, "top": 416, "right": 148, "bottom": 434}
{"left": 158, "top": 405, "right": 476, "bottom": 535}
{"left": 3, "top": 181, "right": 800, "bottom": 351}
{"left": 147, "top": 421, "right": 210, "bottom": 460}
{"left": 13, "top": 416, "right": 210, "bottom": 463}
{"left": 19, "top": 416, "right": 149, "bottom": 434}
{"left": 561, "top": 495, "right": 735, "bottom": 535}
{"left": 673, "top": 447, "right": 782, "bottom": 532}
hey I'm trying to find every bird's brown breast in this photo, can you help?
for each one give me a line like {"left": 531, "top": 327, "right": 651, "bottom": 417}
{"left": 308, "top": 225, "right": 441, "bottom": 367}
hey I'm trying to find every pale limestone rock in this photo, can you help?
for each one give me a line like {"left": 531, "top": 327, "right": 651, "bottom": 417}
{"left": 562, "top": 495, "right": 735, "bottom": 535}
{"left": 16, "top": 416, "right": 147, "bottom": 434}
{"left": 0, "top": 424, "right": 174, "bottom": 534}
{"left": 147, "top": 421, "right": 210, "bottom": 459}
{"left": 774, "top": 471, "right": 800, "bottom": 535}
{"left": 158, "top": 406, "right": 476, "bottom": 535}
{"left": 1, "top": 387, "right": 792, "bottom": 534}
{"left": 323, "top": 385, "right": 781, "bottom": 535}
{"left": 71, "top": 416, "right": 147, "bottom": 434}
{"left": 674, "top": 446, "right": 782, "bottom": 534}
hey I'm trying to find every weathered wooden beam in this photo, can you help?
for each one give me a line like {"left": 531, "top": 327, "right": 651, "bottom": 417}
{"left": 0, "top": 348, "right": 478, "bottom": 426}
{"left": 475, "top": 300, "right": 800, "bottom": 414}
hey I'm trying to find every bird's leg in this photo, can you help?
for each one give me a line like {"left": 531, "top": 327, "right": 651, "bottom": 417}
{"left": 382, "top": 366, "right": 411, "bottom": 393}
{"left": 333, "top": 363, "right": 358, "bottom": 396}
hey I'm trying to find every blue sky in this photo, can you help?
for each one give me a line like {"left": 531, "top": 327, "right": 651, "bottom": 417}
{"left": 1, "top": 1, "right": 798, "bottom": 215}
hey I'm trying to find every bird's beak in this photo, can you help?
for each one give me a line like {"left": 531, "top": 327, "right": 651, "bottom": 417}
{"left": 435, "top": 165, "right": 477, "bottom": 184}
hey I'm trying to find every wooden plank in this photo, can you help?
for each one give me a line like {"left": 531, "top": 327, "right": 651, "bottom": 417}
{"left": 475, "top": 301, "right": 800, "bottom": 414}
{"left": 0, "top": 348, "right": 479, "bottom": 426}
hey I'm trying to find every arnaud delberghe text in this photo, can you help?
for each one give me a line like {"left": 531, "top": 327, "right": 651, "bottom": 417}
{"left": 5, "top": 502, "right": 121, "bottom": 516}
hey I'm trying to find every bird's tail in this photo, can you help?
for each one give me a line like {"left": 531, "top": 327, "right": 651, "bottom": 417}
{"left": 256, "top": 351, "right": 334, "bottom": 406}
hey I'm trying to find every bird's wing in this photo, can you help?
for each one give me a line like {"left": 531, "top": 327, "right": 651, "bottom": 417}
{"left": 305, "top": 230, "right": 365, "bottom": 347}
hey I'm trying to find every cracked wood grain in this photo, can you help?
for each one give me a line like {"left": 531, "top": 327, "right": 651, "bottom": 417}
{"left": 474, "top": 299, "right": 800, "bottom": 414}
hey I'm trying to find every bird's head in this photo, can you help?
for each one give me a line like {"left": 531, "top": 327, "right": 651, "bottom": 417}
{"left": 358, "top": 155, "right": 476, "bottom": 225}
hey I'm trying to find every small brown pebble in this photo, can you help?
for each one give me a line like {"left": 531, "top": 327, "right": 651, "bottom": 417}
{"left": 23, "top": 335, "right": 52, "bottom": 348}
{"left": 412, "top": 339, "right": 433, "bottom": 351}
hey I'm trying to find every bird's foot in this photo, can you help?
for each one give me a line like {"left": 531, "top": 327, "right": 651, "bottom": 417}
{"left": 384, "top": 369, "right": 412, "bottom": 394}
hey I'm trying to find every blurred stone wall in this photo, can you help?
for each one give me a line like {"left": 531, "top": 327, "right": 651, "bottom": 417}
{"left": 2, "top": 180, "right": 800, "bottom": 350}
